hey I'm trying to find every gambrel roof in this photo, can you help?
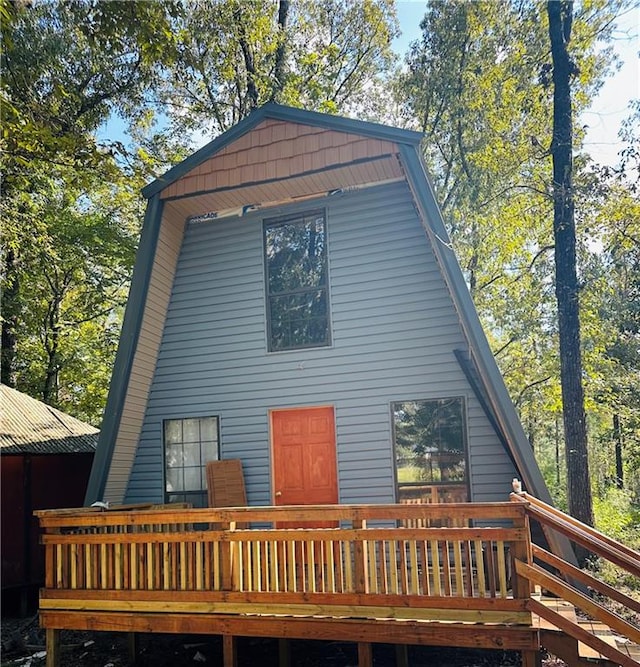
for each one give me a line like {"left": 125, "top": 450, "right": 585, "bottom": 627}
{"left": 86, "top": 104, "right": 552, "bottom": 510}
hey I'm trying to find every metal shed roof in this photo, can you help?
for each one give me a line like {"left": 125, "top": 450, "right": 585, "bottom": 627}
{"left": 0, "top": 385, "right": 98, "bottom": 455}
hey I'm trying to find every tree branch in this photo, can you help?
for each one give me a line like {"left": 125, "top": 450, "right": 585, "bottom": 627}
{"left": 494, "top": 336, "right": 516, "bottom": 358}
{"left": 515, "top": 376, "right": 552, "bottom": 406}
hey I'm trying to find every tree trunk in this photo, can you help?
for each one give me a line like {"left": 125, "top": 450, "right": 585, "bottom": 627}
{"left": 43, "top": 295, "right": 62, "bottom": 405}
{"left": 613, "top": 413, "right": 624, "bottom": 489}
{"left": 555, "top": 414, "right": 561, "bottom": 487}
{"left": 527, "top": 409, "right": 535, "bottom": 451}
{"left": 235, "top": 6, "right": 259, "bottom": 112}
{"left": 43, "top": 332, "right": 59, "bottom": 405}
{"left": 270, "top": 0, "right": 289, "bottom": 102}
{"left": 547, "top": 1, "right": 594, "bottom": 541}
{"left": 1, "top": 249, "right": 19, "bottom": 387}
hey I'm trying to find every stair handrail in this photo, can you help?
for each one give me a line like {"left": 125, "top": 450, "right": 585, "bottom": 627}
{"left": 511, "top": 489, "right": 640, "bottom": 665}
{"left": 515, "top": 559, "right": 640, "bottom": 660}
{"left": 511, "top": 491, "right": 640, "bottom": 577}
{"left": 512, "top": 491, "right": 640, "bottom": 560}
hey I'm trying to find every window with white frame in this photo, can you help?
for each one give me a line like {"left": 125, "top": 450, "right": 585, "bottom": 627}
{"left": 163, "top": 416, "right": 219, "bottom": 507}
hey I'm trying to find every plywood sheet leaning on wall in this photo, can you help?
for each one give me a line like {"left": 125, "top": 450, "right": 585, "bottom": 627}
{"left": 207, "top": 460, "right": 247, "bottom": 509}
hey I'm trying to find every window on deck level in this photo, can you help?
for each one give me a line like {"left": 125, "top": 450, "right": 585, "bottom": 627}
{"left": 264, "top": 210, "right": 330, "bottom": 351}
{"left": 164, "top": 416, "right": 219, "bottom": 507}
{"left": 393, "top": 398, "right": 468, "bottom": 503}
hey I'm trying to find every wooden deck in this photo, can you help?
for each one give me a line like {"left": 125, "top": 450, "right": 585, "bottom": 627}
{"left": 36, "top": 498, "right": 640, "bottom": 667}
{"left": 37, "top": 502, "right": 538, "bottom": 666}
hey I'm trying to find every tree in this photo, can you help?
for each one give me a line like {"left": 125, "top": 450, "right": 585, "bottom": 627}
{"left": 397, "top": 1, "right": 560, "bottom": 412}
{"left": 583, "top": 172, "right": 640, "bottom": 497}
{"left": 0, "top": 0, "right": 177, "bottom": 417}
{"left": 1, "top": 0, "right": 399, "bottom": 422}
{"left": 15, "top": 175, "right": 139, "bottom": 415}
{"left": 397, "top": 1, "right": 558, "bottom": 476}
{"left": 395, "top": 0, "right": 623, "bottom": 518}
{"left": 153, "top": 0, "right": 398, "bottom": 138}
{"left": 1, "top": 0, "right": 177, "bottom": 189}
{"left": 547, "top": 0, "right": 593, "bottom": 530}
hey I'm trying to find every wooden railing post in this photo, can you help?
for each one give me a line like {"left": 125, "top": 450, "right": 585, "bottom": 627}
{"left": 352, "top": 518, "right": 372, "bottom": 665}
{"left": 510, "top": 507, "right": 532, "bottom": 599}
{"left": 44, "top": 528, "right": 55, "bottom": 589}
{"left": 221, "top": 521, "right": 235, "bottom": 590}
{"left": 508, "top": 501, "right": 538, "bottom": 667}
{"left": 352, "top": 519, "right": 368, "bottom": 594}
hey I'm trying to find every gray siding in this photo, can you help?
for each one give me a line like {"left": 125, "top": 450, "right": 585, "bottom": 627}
{"left": 126, "top": 182, "right": 517, "bottom": 505}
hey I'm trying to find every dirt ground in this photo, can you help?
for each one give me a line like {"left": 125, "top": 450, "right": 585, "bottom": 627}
{"left": 1, "top": 614, "right": 567, "bottom": 667}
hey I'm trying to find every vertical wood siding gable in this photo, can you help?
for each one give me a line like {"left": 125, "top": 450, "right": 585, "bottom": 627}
{"left": 126, "top": 182, "right": 516, "bottom": 505}
{"left": 102, "top": 207, "right": 185, "bottom": 503}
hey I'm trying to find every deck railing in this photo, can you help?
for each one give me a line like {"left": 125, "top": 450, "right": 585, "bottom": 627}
{"left": 511, "top": 491, "right": 640, "bottom": 667}
{"left": 37, "top": 502, "right": 532, "bottom": 625}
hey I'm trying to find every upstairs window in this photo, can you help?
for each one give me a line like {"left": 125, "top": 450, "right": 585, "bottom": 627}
{"left": 164, "top": 416, "right": 219, "bottom": 507}
{"left": 393, "top": 398, "right": 469, "bottom": 504}
{"left": 264, "top": 210, "right": 330, "bottom": 351}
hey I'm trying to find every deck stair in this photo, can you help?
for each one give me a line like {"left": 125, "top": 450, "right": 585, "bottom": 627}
{"left": 533, "top": 594, "right": 640, "bottom": 666}
{"left": 512, "top": 492, "right": 640, "bottom": 667}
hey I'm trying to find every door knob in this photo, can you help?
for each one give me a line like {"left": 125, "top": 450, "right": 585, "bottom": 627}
{"left": 275, "top": 491, "right": 282, "bottom": 497}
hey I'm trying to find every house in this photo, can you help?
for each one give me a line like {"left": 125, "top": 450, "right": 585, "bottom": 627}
{"left": 85, "top": 104, "right": 553, "bottom": 514}
{"left": 1, "top": 384, "right": 97, "bottom": 612}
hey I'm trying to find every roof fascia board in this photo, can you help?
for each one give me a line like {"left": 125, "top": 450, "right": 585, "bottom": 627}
{"left": 84, "top": 194, "right": 164, "bottom": 504}
{"left": 142, "top": 104, "right": 424, "bottom": 200}
{"left": 397, "top": 143, "right": 553, "bottom": 505}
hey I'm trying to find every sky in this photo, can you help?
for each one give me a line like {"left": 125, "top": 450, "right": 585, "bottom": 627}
{"left": 393, "top": 1, "right": 640, "bottom": 169}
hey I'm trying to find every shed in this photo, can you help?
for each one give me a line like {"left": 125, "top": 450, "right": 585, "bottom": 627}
{"left": 1, "top": 384, "right": 97, "bottom": 613}
{"left": 85, "top": 104, "right": 553, "bottom": 515}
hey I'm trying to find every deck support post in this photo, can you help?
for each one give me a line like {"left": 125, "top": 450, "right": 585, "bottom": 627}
{"left": 45, "top": 628, "right": 60, "bottom": 667}
{"left": 395, "top": 644, "right": 409, "bottom": 667}
{"left": 223, "top": 634, "right": 237, "bottom": 667}
{"left": 127, "top": 632, "right": 138, "bottom": 665}
{"left": 278, "top": 638, "right": 290, "bottom": 667}
{"left": 357, "top": 642, "right": 372, "bottom": 667}
{"left": 521, "top": 649, "right": 541, "bottom": 667}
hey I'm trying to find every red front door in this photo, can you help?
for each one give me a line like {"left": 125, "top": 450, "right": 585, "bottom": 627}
{"left": 271, "top": 406, "right": 338, "bottom": 510}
